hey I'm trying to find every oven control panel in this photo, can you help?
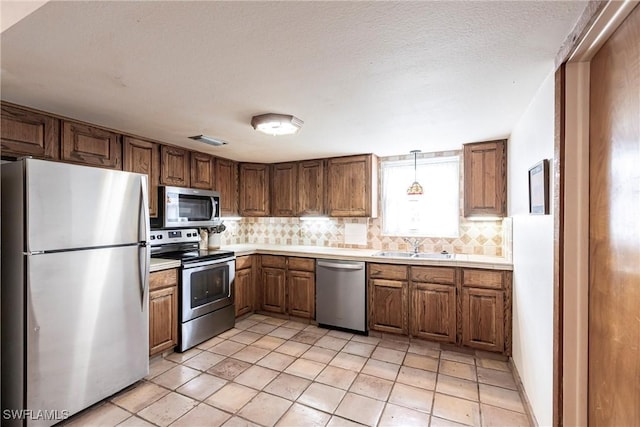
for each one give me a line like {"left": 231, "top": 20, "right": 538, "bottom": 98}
{"left": 149, "top": 228, "right": 200, "bottom": 246}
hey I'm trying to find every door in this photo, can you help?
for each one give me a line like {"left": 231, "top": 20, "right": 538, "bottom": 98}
{"left": 287, "top": 270, "right": 315, "bottom": 318}
{"left": 123, "top": 136, "right": 160, "bottom": 218}
{"left": 462, "top": 287, "right": 504, "bottom": 352}
{"left": 25, "top": 159, "right": 147, "bottom": 251}
{"left": 298, "top": 159, "right": 324, "bottom": 216}
{"left": 26, "top": 246, "right": 148, "bottom": 421}
{"left": 369, "top": 278, "right": 408, "bottom": 334}
{"left": 215, "top": 158, "right": 238, "bottom": 216}
{"left": 190, "top": 152, "right": 215, "bottom": 190}
{"left": 261, "top": 267, "right": 286, "bottom": 314}
{"left": 149, "top": 286, "right": 178, "bottom": 356}
{"left": 271, "top": 162, "right": 298, "bottom": 216}
{"left": 61, "top": 121, "right": 122, "bottom": 169}
{"left": 235, "top": 267, "right": 253, "bottom": 317}
{"left": 182, "top": 261, "right": 234, "bottom": 322}
{"left": 411, "top": 282, "right": 456, "bottom": 343}
{"left": 588, "top": 5, "right": 640, "bottom": 425}
{"left": 160, "top": 145, "right": 190, "bottom": 187}
{"left": 239, "top": 163, "right": 270, "bottom": 216}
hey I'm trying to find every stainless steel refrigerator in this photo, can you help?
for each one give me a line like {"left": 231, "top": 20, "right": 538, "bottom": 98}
{"left": 1, "top": 158, "right": 150, "bottom": 426}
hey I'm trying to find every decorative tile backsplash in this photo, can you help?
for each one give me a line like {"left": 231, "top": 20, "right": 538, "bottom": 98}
{"left": 220, "top": 216, "right": 506, "bottom": 257}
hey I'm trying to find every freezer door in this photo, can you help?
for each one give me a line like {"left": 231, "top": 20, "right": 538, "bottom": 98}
{"left": 25, "top": 245, "right": 148, "bottom": 426}
{"left": 25, "top": 159, "right": 148, "bottom": 252}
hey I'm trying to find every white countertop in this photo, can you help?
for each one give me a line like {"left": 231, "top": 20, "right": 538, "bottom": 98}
{"left": 220, "top": 244, "right": 513, "bottom": 270}
{"left": 150, "top": 258, "right": 181, "bottom": 272}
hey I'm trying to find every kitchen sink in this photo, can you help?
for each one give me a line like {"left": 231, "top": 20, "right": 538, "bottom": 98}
{"left": 373, "top": 251, "right": 414, "bottom": 258}
{"left": 413, "top": 252, "right": 453, "bottom": 259}
{"left": 373, "top": 251, "right": 453, "bottom": 259}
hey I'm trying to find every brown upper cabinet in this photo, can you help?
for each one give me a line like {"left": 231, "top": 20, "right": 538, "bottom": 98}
{"left": 327, "top": 154, "right": 378, "bottom": 217}
{"left": 123, "top": 136, "right": 160, "bottom": 217}
{"left": 239, "top": 163, "right": 270, "bottom": 216}
{"left": 463, "top": 140, "right": 507, "bottom": 217}
{"left": 160, "top": 145, "right": 190, "bottom": 187}
{"left": 271, "top": 162, "right": 298, "bottom": 217}
{"left": 62, "top": 121, "right": 122, "bottom": 169}
{"left": 1, "top": 103, "right": 60, "bottom": 160}
{"left": 215, "top": 158, "right": 239, "bottom": 216}
{"left": 298, "top": 159, "right": 325, "bottom": 216}
{"left": 190, "top": 152, "right": 215, "bottom": 190}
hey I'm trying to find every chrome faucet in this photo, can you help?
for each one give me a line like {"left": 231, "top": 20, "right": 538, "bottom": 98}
{"left": 403, "top": 237, "right": 424, "bottom": 254}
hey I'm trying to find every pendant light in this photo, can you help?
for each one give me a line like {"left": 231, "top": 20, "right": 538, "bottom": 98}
{"left": 407, "top": 150, "right": 423, "bottom": 196}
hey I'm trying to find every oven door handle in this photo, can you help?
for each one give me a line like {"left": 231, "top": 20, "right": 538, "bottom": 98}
{"left": 182, "top": 257, "right": 236, "bottom": 269}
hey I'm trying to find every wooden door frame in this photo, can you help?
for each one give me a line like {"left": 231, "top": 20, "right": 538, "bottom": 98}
{"left": 554, "top": 2, "right": 638, "bottom": 425}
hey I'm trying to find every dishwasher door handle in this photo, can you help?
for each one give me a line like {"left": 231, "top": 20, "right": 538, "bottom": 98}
{"left": 317, "top": 261, "right": 364, "bottom": 270}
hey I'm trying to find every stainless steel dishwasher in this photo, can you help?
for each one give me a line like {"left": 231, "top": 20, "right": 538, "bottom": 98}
{"left": 316, "top": 259, "right": 367, "bottom": 334}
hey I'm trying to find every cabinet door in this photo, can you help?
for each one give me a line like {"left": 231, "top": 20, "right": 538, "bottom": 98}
{"left": 149, "top": 286, "right": 178, "bottom": 356}
{"left": 1, "top": 104, "right": 60, "bottom": 159}
{"left": 287, "top": 270, "right": 315, "bottom": 318}
{"left": 61, "top": 121, "right": 122, "bottom": 169}
{"left": 298, "top": 160, "right": 324, "bottom": 216}
{"left": 327, "top": 154, "right": 377, "bottom": 217}
{"left": 160, "top": 145, "right": 190, "bottom": 187}
{"left": 411, "top": 282, "right": 456, "bottom": 343}
{"left": 123, "top": 136, "right": 159, "bottom": 218}
{"left": 261, "top": 267, "right": 286, "bottom": 314}
{"left": 215, "top": 158, "right": 239, "bottom": 216}
{"left": 235, "top": 267, "right": 254, "bottom": 317}
{"left": 463, "top": 140, "right": 507, "bottom": 217}
{"left": 271, "top": 162, "right": 298, "bottom": 216}
{"left": 369, "top": 278, "right": 408, "bottom": 334}
{"left": 190, "top": 152, "right": 215, "bottom": 189}
{"left": 462, "top": 287, "right": 504, "bottom": 352}
{"left": 239, "top": 163, "right": 270, "bottom": 216}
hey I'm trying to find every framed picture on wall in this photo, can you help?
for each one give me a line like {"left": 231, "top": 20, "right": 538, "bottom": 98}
{"left": 528, "top": 159, "right": 550, "bottom": 214}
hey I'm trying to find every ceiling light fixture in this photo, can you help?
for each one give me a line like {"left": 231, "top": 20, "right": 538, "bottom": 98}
{"left": 407, "top": 150, "right": 424, "bottom": 196}
{"left": 251, "top": 113, "right": 303, "bottom": 136}
{"left": 189, "top": 135, "right": 228, "bottom": 146}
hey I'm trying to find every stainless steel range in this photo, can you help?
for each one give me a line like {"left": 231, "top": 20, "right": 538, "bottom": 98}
{"left": 150, "top": 228, "right": 235, "bottom": 352}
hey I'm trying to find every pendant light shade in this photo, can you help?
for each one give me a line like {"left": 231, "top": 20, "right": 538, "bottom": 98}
{"left": 407, "top": 150, "right": 423, "bottom": 196}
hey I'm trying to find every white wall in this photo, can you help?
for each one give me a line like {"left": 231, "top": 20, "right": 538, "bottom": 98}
{"left": 508, "top": 70, "right": 555, "bottom": 426}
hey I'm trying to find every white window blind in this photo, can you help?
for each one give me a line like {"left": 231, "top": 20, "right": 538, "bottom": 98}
{"left": 381, "top": 155, "right": 460, "bottom": 237}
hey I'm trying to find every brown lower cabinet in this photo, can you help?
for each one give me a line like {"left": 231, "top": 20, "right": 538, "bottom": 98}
{"left": 410, "top": 265, "right": 457, "bottom": 344}
{"left": 369, "top": 263, "right": 511, "bottom": 355}
{"left": 368, "top": 263, "right": 409, "bottom": 334}
{"left": 460, "top": 268, "right": 509, "bottom": 353}
{"left": 149, "top": 269, "right": 179, "bottom": 356}
{"left": 259, "top": 255, "right": 315, "bottom": 319}
{"left": 235, "top": 255, "right": 255, "bottom": 317}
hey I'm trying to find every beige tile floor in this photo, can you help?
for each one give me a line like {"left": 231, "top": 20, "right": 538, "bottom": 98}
{"left": 64, "top": 314, "right": 531, "bottom": 427}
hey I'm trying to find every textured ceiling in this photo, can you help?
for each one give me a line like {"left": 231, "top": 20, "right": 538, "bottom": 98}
{"left": 0, "top": 1, "right": 586, "bottom": 163}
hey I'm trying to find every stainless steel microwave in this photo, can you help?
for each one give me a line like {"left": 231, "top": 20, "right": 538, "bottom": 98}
{"left": 153, "top": 186, "right": 221, "bottom": 228}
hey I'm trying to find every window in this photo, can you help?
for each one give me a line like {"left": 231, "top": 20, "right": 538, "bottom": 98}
{"left": 381, "top": 155, "right": 460, "bottom": 237}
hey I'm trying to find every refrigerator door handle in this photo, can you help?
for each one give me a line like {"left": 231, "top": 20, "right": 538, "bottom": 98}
{"left": 139, "top": 176, "right": 150, "bottom": 306}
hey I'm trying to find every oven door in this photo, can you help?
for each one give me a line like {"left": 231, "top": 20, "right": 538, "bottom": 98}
{"left": 181, "top": 258, "right": 235, "bottom": 322}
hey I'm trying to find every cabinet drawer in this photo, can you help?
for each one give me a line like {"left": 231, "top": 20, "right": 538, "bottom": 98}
{"left": 461, "top": 269, "right": 504, "bottom": 289}
{"left": 288, "top": 257, "right": 315, "bottom": 272}
{"left": 150, "top": 268, "right": 178, "bottom": 291}
{"left": 411, "top": 266, "right": 456, "bottom": 285}
{"left": 368, "top": 263, "right": 408, "bottom": 280}
{"left": 261, "top": 255, "right": 286, "bottom": 269}
{"left": 236, "top": 255, "right": 253, "bottom": 270}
